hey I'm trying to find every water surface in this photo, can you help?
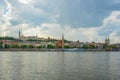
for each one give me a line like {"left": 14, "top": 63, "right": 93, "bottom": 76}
{"left": 0, "top": 51, "right": 120, "bottom": 80}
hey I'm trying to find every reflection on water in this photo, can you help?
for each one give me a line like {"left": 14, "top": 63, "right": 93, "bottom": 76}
{"left": 0, "top": 51, "right": 120, "bottom": 80}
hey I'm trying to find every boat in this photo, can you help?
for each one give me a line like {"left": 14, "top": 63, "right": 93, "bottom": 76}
{"left": 63, "top": 48, "right": 86, "bottom": 52}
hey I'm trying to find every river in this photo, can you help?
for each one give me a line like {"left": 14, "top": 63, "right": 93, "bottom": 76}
{"left": 0, "top": 51, "right": 120, "bottom": 80}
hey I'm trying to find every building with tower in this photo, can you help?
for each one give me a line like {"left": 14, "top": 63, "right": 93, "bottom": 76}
{"left": 105, "top": 36, "right": 110, "bottom": 46}
{"left": 56, "top": 34, "right": 65, "bottom": 48}
{"left": 18, "top": 28, "right": 45, "bottom": 41}
{"left": 19, "top": 29, "right": 21, "bottom": 39}
{"left": 62, "top": 34, "right": 64, "bottom": 49}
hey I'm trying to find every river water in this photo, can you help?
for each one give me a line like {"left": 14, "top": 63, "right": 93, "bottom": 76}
{"left": 0, "top": 51, "right": 120, "bottom": 80}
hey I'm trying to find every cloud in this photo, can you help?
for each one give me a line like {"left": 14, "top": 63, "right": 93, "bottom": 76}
{"left": 1, "top": 10, "right": 120, "bottom": 44}
{"left": 56, "top": 0, "right": 120, "bottom": 27}
{"left": 19, "top": 0, "right": 32, "bottom": 4}
{"left": 2, "top": 0, "right": 13, "bottom": 22}
{"left": 6, "top": 0, "right": 59, "bottom": 26}
{"left": 97, "top": 11, "right": 120, "bottom": 43}
{"left": 0, "top": 0, "right": 15, "bottom": 36}
{"left": 1, "top": 0, "right": 120, "bottom": 44}
{"left": 99, "top": 11, "right": 120, "bottom": 35}
{"left": 18, "top": 10, "right": 120, "bottom": 43}
{"left": 16, "top": 23, "right": 98, "bottom": 42}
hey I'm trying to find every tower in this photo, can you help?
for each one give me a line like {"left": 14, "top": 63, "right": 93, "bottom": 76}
{"left": 19, "top": 28, "right": 21, "bottom": 39}
{"left": 108, "top": 36, "right": 110, "bottom": 45}
{"left": 62, "top": 33, "right": 64, "bottom": 49}
{"left": 105, "top": 37, "right": 107, "bottom": 45}
{"left": 105, "top": 36, "right": 110, "bottom": 46}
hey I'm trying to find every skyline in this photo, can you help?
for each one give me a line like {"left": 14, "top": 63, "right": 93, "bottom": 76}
{"left": 0, "top": 0, "right": 120, "bottom": 43}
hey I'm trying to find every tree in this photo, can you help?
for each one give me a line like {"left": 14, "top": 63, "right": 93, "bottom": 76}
{"left": 21, "top": 45, "right": 28, "bottom": 48}
{"left": 28, "top": 45, "right": 35, "bottom": 48}
{"left": 5, "top": 44, "right": 10, "bottom": 48}
{"left": 11, "top": 44, "right": 20, "bottom": 48}
{"left": 36, "top": 45, "right": 43, "bottom": 48}
{"left": 64, "top": 45, "right": 70, "bottom": 49}
{"left": 42, "top": 45, "right": 46, "bottom": 48}
{"left": 0, "top": 44, "right": 3, "bottom": 48}
{"left": 111, "top": 45, "right": 118, "bottom": 49}
{"left": 47, "top": 44, "right": 55, "bottom": 49}
{"left": 89, "top": 44, "right": 95, "bottom": 49}
{"left": 64, "top": 39, "right": 71, "bottom": 43}
{"left": 82, "top": 44, "right": 89, "bottom": 49}
{"left": 0, "top": 42, "right": 3, "bottom": 44}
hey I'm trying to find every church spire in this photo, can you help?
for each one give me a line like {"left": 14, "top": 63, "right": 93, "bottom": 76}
{"left": 105, "top": 36, "right": 107, "bottom": 43}
{"left": 108, "top": 36, "right": 110, "bottom": 41}
{"left": 108, "top": 35, "right": 110, "bottom": 45}
{"left": 105, "top": 35, "right": 110, "bottom": 46}
{"left": 62, "top": 33, "right": 64, "bottom": 49}
{"left": 19, "top": 28, "right": 21, "bottom": 39}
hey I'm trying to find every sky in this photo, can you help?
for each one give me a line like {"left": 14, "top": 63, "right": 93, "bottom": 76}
{"left": 0, "top": 0, "right": 120, "bottom": 43}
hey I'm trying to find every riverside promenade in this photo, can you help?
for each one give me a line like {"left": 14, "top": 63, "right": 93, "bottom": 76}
{"left": 0, "top": 48, "right": 112, "bottom": 51}
{"left": 0, "top": 48, "right": 59, "bottom": 51}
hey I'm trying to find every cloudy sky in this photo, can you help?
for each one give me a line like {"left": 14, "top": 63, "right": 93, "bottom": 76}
{"left": 0, "top": 0, "right": 120, "bottom": 43}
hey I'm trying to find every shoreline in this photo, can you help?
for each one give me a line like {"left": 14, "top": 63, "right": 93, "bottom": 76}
{"left": 0, "top": 48, "right": 119, "bottom": 51}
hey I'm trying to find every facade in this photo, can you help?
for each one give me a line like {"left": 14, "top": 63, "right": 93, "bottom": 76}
{"left": 19, "top": 29, "right": 21, "bottom": 39}
{"left": 95, "top": 43, "right": 105, "bottom": 49}
{"left": 62, "top": 34, "right": 64, "bottom": 49}
{"left": 18, "top": 29, "right": 46, "bottom": 41}
{"left": 105, "top": 36, "right": 110, "bottom": 46}
{"left": 56, "top": 40, "right": 62, "bottom": 48}
{"left": 19, "top": 34, "right": 38, "bottom": 41}
{"left": 69, "top": 41, "right": 84, "bottom": 48}
{"left": 55, "top": 34, "right": 65, "bottom": 48}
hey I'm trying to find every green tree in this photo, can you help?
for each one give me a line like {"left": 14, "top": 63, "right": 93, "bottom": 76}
{"left": 111, "top": 45, "right": 118, "bottom": 49}
{"left": 36, "top": 45, "right": 43, "bottom": 48}
{"left": 82, "top": 44, "right": 89, "bottom": 49}
{"left": 28, "top": 45, "right": 35, "bottom": 48}
{"left": 42, "top": 45, "right": 46, "bottom": 48}
{"left": 21, "top": 45, "right": 28, "bottom": 48}
{"left": 89, "top": 44, "right": 95, "bottom": 49}
{"left": 47, "top": 44, "right": 55, "bottom": 49}
{"left": 0, "top": 42, "right": 3, "bottom": 44}
{"left": 11, "top": 44, "right": 20, "bottom": 48}
{"left": 5, "top": 44, "right": 10, "bottom": 48}
{"left": 0, "top": 44, "right": 3, "bottom": 48}
{"left": 64, "top": 45, "right": 70, "bottom": 49}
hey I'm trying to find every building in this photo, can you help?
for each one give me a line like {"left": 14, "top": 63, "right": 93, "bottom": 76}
{"left": 62, "top": 34, "right": 64, "bottom": 49}
{"left": 18, "top": 29, "right": 46, "bottom": 41}
{"left": 56, "top": 40, "right": 62, "bottom": 48}
{"left": 55, "top": 34, "right": 65, "bottom": 48}
{"left": 95, "top": 43, "right": 105, "bottom": 49}
{"left": 19, "top": 34, "right": 38, "bottom": 41}
{"left": 105, "top": 36, "right": 110, "bottom": 46}
{"left": 19, "top": 29, "right": 21, "bottom": 39}
{"left": 69, "top": 41, "right": 84, "bottom": 48}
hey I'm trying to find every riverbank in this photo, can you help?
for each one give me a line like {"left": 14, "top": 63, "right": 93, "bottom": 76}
{"left": 0, "top": 48, "right": 59, "bottom": 51}
{"left": 0, "top": 48, "right": 119, "bottom": 51}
